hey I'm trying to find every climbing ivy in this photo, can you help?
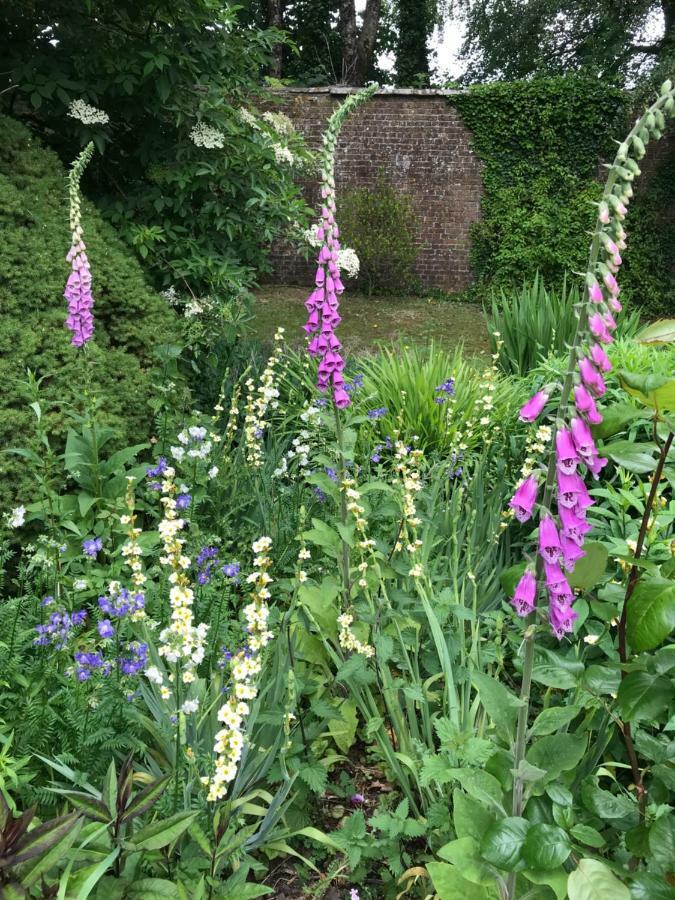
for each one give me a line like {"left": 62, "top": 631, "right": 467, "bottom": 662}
{"left": 452, "top": 76, "right": 674, "bottom": 314}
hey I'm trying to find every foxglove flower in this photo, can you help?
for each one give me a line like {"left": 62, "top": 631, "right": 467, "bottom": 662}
{"left": 64, "top": 143, "right": 96, "bottom": 347}
{"left": 509, "top": 476, "right": 539, "bottom": 523}
{"left": 570, "top": 417, "right": 598, "bottom": 460}
{"left": 519, "top": 390, "right": 549, "bottom": 423}
{"left": 574, "top": 384, "right": 603, "bottom": 424}
{"left": 555, "top": 429, "right": 579, "bottom": 475}
{"left": 578, "top": 357, "right": 606, "bottom": 397}
{"left": 512, "top": 570, "right": 537, "bottom": 617}
{"left": 549, "top": 597, "right": 578, "bottom": 639}
{"left": 590, "top": 343, "right": 612, "bottom": 372}
{"left": 539, "top": 516, "right": 562, "bottom": 564}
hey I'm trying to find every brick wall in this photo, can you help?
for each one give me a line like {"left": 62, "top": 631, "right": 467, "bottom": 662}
{"left": 264, "top": 87, "right": 482, "bottom": 292}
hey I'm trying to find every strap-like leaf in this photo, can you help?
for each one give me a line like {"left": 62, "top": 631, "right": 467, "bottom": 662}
{"left": 54, "top": 790, "right": 110, "bottom": 823}
{"left": 125, "top": 811, "right": 196, "bottom": 851}
{"left": 2, "top": 812, "right": 80, "bottom": 867}
{"left": 119, "top": 774, "right": 171, "bottom": 825}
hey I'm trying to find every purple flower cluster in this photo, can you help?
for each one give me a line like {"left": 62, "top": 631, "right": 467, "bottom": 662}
{"left": 345, "top": 374, "right": 364, "bottom": 395}
{"left": 35, "top": 608, "right": 87, "bottom": 649}
{"left": 509, "top": 188, "right": 630, "bottom": 638}
{"left": 83, "top": 537, "right": 103, "bottom": 559}
{"left": 118, "top": 641, "right": 149, "bottom": 676}
{"left": 303, "top": 189, "right": 350, "bottom": 409}
{"left": 98, "top": 589, "right": 145, "bottom": 620}
{"left": 367, "top": 407, "right": 387, "bottom": 420}
{"left": 146, "top": 457, "right": 168, "bottom": 491}
{"left": 74, "top": 650, "right": 112, "bottom": 681}
{"left": 64, "top": 240, "right": 95, "bottom": 347}
{"left": 195, "top": 546, "right": 241, "bottom": 585}
{"left": 371, "top": 435, "right": 393, "bottom": 464}
{"left": 434, "top": 378, "right": 456, "bottom": 404}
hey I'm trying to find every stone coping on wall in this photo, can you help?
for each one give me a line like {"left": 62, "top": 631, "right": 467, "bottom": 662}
{"left": 271, "top": 85, "right": 466, "bottom": 97}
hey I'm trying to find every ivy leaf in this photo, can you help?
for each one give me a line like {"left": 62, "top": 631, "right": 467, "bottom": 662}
{"left": 626, "top": 580, "right": 675, "bottom": 652}
{"left": 521, "top": 823, "right": 571, "bottom": 870}
{"left": 567, "top": 858, "right": 630, "bottom": 900}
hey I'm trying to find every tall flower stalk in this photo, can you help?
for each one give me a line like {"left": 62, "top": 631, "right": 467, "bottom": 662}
{"left": 64, "top": 143, "right": 96, "bottom": 347}
{"left": 506, "top": 80, "right": 675, "bottom": 895}
{"left": 303, "top": 84, "right": 377, "bottom": 408}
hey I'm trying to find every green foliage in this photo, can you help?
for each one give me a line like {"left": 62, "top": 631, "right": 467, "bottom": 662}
{"left": 0, "top": 0, "right": 312, "bottom": 295}
{"left": 0, "top": 114, "right": 178, "bottom": 511}
{"left": 340, "top": 174, "right": 420, "bottom": 295}
{"left": 454, "top": 76, "right": 630, "bottom": 296}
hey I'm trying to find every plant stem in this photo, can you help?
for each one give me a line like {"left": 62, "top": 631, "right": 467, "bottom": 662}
{"left": 617, "top": 428, "right": 673, "bottom": 818}
{"left": 332, "top": 403, "right": 352, "bottom": 606}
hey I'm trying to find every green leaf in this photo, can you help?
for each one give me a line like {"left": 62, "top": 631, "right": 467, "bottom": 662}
{"left": 297, "top": 762, "right": 327, "bottom": 795}
{"left": 500, "top": 562, "right": 527, "bottom": 597}
{"left": 449, "top": 769, "right": 506, "bottom": 815}
{"left": 605, "top": 440, "right": 658, "bottom": 474}
{"left": 580, "top": 783, "right": 636, "bottom": 822}
{"left": 57, "top": 791, "right": 110, "bottom": 823}
{"left": 522, "top": 869, "right": 568, "bottom": 900}
{"left": 521, "top": 823, "right": 571, "bottom": 870}
{"left": 635, "top": 319, "right": 675, "bottom": 345}
{"left": 648, "top": 813, "right": 675, "bottom": 874}
{"left": 629, "top": 873, "right": 675, "bottom": 899}
{"left": 327, "top": 699, "right": 357, "bottom": 754}
{"left": 480, "top": 817, "right": 529, "bottom": 871}
{"left": 127, "top": 811, "right": 196, "bottom": 851}
{"left": 616, "top": 672, "right": 672, "bottom": 723}
{"left": 126, "top": 878, "right": 181, "bottom": 898}
{"left": 437, "top": 837, "right": 495, "bottom": 886}
{"left": 119, "top": 774, "right": 171, "bottom": 824}
{"left": 471, "top": 672, "right": 523, "bottom": 732}
{"left": 567, "top": 858, "right": 630, "bottom": 900}
{"left": 626, "top": 580, "right": 675, "bottom": 652}
{"left": 3, "top": 811, "right": 80, "bottom": 867}
{"left": 453, "top": 789, "right": 495, "bottom": 843}
{"left": 298, "top": 580, "right": 338, "bottom": 636}
{"left": 529, "top": 705, "right": 581, "bottom": 736}
{"left": 102, "top": 760, "right": 117, "bottom": 818}
{"left": 425, "top": 862, "right": 495, "bottom": 899}
{"left": 619, "top": 371, "right": 675, "bottom": 412}
{"left": 567, "top": 543, "right": 608, "bottom": 591}
{"left": 526, "top": 733, "right": 586, "bottom": 783}
{"left": 70, "top": 848, "right": 120, "bottom": 899}
{"left": 593, "top": 403, "right": 649, "bottom": 440}
{"left": 570, "top": 824, "right": 606, "bottom": 848}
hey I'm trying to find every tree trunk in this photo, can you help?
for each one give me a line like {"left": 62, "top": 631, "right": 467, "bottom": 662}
{"left": 268, "top": 0, "right": 285, "bottom": 79}
{"left": 339, "top": 0, "right": 381, "bottom": 85}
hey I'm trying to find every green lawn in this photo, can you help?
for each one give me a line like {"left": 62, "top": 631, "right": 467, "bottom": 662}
{"left": 253, "top": 285, "right": 492, "bottom": 358}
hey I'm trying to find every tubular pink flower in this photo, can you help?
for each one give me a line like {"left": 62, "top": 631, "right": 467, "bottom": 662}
{"left": 557, "top": 470, "right": 586, "bottom": 509}
{"left": 539, "top": 516, "right": 562, "bottom": 565}
{"left": 549, "top": 597, "right": 578, "bottom": 639}
{"left": 570, "top": 417, "right": 597, "bottom": 459}
{"left": 589, "top": 313, "right": 612, "bottom": 344}
{"left": 603, "top": 271, "right": 619, "bottom": 295}
{"left": 509, "top": 476, "right": 539, "bottom": 523}
{"left": 512, "top": 570, "right": 537, "bottom": 617}
{"left": 518, "top": 390, "right": 549, "bottom": 423}
{"left": 608, "top": 296, "right": 622, "bottom": 313}
{"left": 558, "top": 504, "right": 591, "bottom": 546}
{"left": 588, "top": 281, "right": 603, "bottom": 303}
{"left": 578, "top": 357, "right": 606, "bottom": 397}
{"left": 561, "top": 534, "right": 586, "bottom": 571}
{"left": 544, "top": 561, "right": 571, "bottom": 596}
{"left": 590, "top": 343, "right": 612, "bottom": 372}
{"left": 555, "top": 428, "right": 579, "bottom": 475}
{"left": 586, "top": 454, "right": 608, "bottom": 479}
{"left": 574, "top": 384, "right": 603, "bottom": 425}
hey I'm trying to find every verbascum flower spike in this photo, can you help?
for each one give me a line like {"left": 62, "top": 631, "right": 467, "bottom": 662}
{"left": 65, "top": 142, "right": 96, "bottom": 347}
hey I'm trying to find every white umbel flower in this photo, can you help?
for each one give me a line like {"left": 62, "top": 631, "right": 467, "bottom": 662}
{"left": 68, "top": 99, "right": 110, "bottom": 125}
{"left": 190, "top": 123, "right": 225, "bottom": 149}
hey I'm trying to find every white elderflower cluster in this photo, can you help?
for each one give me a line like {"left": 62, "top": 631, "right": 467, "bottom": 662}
{"left": 152, "top": 466, "right": 208, "bottom": 705}
{"left": 160, "top": 285, "right": 180, "bottom": 305}
{"left": 68, "top": 99, "right": 110, "bottom": 126}
{"left": 338, "top": 247, "right": 360, "bottom": 280}
{"left": 206, "top": 537, "right": 274, "bottom": 801}
{"left": 237, "top": 108, "right": 260, "bottom": 130}
{"left": 338, "top": 612, "right": 374, "bottom": 658}
{"left": 184, "top": 296, "right": 215, "bottom": 318}
{"left": 262, "top": 110, "right": 295, "bottom": 136}
{"left": 6, "top": 505, "right": 26, "bottom": 529}
{"left": 190, "top": 123, "right": 225, "bottom": 149}
{"left": 243, "top": 329, "right": 285, "bottom": 468}
{"left": 273, "top": 144, "right": 295, "bottom": 166}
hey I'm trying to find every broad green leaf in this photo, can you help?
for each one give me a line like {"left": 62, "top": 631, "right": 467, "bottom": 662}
{"left": 471, "top": 672, "right": 523, "bottom": 732}
{"left": 567, "top": 543, "right": 608, "bottom": 591}
{"left": 593, "top": 403, "right": 649, "bottom": 440}
{"left": 530, "top": 705, "right": 581, "bottom": 737}
{"left": 630, "top": 873, "right": 675, "bottom": 899}
{"left": 570, "top": 824, "right": 606, "bottom": 848}
{"left": 448, "top": 769, "right": 506, "bottom": 815}
{"left": 521, "top": 823, "right": 571, "bottom": 870}
{"left": 437, "top": 837, "right": 495, "bottom": 885}
{"left": 636, "top": 319, "right": 675, "bottom": 344}
{"left": 619, "top": 371, "right": 675, "bottom": 412}
{"left": 452, "top": 789, "right": 495, "bottom": 843}
{"left": 119, "top": 774, "right": 171, "bottom": 824}
{"left": 298, "top": 580, "right": 338, "bottom": 636}
{"left": 4, "top": 811, "right": 80, "bottom": 867}
{"left": 616, "top": 672, "right": 672, "bottom": 723}
{"left": 580, "top": 783, "right": 636, "bottom": 822}
{"left": 127, "top": 811, "right": 196, "bottom": 851}
{"left": 605, "top": 440, "right": 658, "bottom": 474}
{"left": 480, "top": 817, "right": 529, "bottom": 871}
{"left": 426, "top": 862, "right": 495, "bottom": 900}
{"left": 522, "top": 869, "right": 568, "bottom": 900}
{"left": 327, "top": 699, "right": 357, "bottom": 754}
{"left": 54, "top": 791, "right": 109, "bottom": 823}
{"left": 526, "top": 733, "right": 586, "bottom": 783}
{"left": 626, "top": 580, "right": 675, "bottom": 652}
{"left": 567, "top": 858, "right": 630, "bottom": 900}
{"left": 500, "top": 562, "right": 527, "bottom": 598}
{"left": 126, "top": 879, "right": 181, "bottom": 898}
{"left": 648, "top": 813, "right": 675, "bottom": 874}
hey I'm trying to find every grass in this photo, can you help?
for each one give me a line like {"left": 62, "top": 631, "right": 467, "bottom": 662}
{"left": 253, "top": 285, "right": 491, "bottom": 358}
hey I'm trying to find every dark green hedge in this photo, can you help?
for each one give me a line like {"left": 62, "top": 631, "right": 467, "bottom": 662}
{"left": 453, "top": 76, "right": 674, "bottom": 315}
{"left": 0, "top": 115, "right": 179, "bottom": 509}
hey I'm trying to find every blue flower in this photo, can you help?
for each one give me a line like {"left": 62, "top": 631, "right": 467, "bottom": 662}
{"left": 82, "top": 537, "right": 103, "bottom": 559}
{"left": 146, "top": 457, "right": 168, "bottom": 478}
{"left": 98, "top": 619, "right": 115, "bottom": 639}
{"left": 367, "top": 407, "right": 387, "bottom": 420}
{"left": 222, "top": 563, "right": 241, "bottom": 579}
{"left": 176, "top": 493, "right": 191, "bottom": 510}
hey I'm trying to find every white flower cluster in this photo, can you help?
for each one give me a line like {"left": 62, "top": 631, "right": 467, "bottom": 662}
{"left": 184, "top": 296, "right": 215, "bottom": 318}
{"left": 152, "top": 466, "right": 208, "bottom": 705}
{"left": 338, "top": 612, "right": 374, "bottom": 658}
{"left": 520, "top": 424, "right": 553, "bottom": 479}
{"left": 6, "top": 505, "right": 26, "bottom": 529}
{"left": 262, "top": 110, "right": 295, "bottom": 137}
{"left": 338, "top": 247, "right": 360, "bottom": 280}
{"left": 237, "top": 108, "right": 260, "bottom": 130}
{"left": 243, "top": 328, "right": 285, "bottom": 468}
{"left": 120, "top": 479, "right": 148, "bottom": 596}
{"left": 205, "top": 537, "right": 274, "bottom": 801}
{"left": 68, "top": 99, "right": 110, "bottom": 126}
{"left": 273, "top": 144, "right": 295, "bottom": 166}
{"left": 160, "top": 285, "right": 180, "bottom": 305}
{"left": 391, "top": 441, "right": 424, "bottom": 575}
{"left": 190, "top": 123, "right": 225, "bottom": 149}
{"left": 171, "top": 425, "right": 213, "bottom": 462}
{"left": 273, "top": 431, "right": 312, "bottom": 480}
